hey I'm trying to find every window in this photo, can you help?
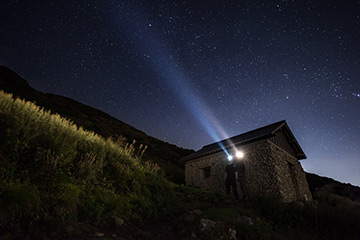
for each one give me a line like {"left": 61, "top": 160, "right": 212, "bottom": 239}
{"left": 202, "top": 166, "right": 211, "bottom": 179}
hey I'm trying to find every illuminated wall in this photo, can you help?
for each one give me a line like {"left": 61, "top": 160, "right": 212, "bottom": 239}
{"left": 185, "top": 139, "right": 312, "bottom": 202}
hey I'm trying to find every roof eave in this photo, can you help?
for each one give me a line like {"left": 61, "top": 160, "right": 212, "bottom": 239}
{"left": 182, "top": 133, "right": 273, "bottom": 162}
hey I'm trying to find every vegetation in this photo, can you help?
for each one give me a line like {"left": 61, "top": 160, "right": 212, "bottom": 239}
{"left": 0, "top": 90, "right": 175, "bottom": 238}
{"left": 1, "top": 89, "right": 359, "bottom": 240}
{"left": 0, "top": 65, "right": 193, "bottom": 184}
{"left": 172, "top": 188, "right": 360, "bottom": 240}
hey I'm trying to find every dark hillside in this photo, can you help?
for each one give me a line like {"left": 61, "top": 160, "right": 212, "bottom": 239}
{"left": 0, "top": 66, "right": 193, "bottom": 183}
{"left": 306, "top": 172, "right": 360, "bottom": 202}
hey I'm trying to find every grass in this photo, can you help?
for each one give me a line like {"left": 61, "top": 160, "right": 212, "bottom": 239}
{"left": 0, "top": 90, "right": 175, "bottom": 238}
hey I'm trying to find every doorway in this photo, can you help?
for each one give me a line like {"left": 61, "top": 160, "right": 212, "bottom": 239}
{"left": 288, "top": 162, "right": 301, "bottom": 200}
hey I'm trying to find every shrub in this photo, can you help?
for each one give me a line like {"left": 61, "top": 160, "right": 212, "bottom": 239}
{"left": 251, "top": 196, "right": 307, "bottom": 231}
{"left": 0, "top": 183, "right": 41, "bottom": 225}
{"left": 53, "top": 183, "right": 82, "bottom": 220}
{"left": 79, "top": 186, "right": 131, "bottom": 221}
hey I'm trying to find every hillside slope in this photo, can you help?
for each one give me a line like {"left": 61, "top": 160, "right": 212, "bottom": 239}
{"left": 0, "top": 90, "right": 180, "bottom": 239}
{"left": 306, "top": 172, "right": 360, "bottom": 202}
{"left": 0, "top": 66, "right": 193, "bottom": 183}
{"left": 1, "top": 67, "right": 360, "bottom": 240}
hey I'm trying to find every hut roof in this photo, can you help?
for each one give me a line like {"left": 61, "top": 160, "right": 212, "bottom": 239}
{"left": 182, "top": 120, "right": 306, "bottom": 162}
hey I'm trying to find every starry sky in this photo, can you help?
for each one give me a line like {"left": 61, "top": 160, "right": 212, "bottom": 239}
{"left": 1, "top": 1, "right": 360, "bottom": 186}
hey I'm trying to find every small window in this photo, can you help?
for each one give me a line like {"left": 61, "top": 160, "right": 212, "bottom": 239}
{"left": 202, "top": 167, "right": 211, "bottom": 179}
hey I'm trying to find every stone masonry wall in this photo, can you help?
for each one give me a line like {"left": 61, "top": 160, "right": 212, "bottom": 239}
{"left": 269, "top": 141, "right": 312, "bottom": 202}
{"left": 239, "top": 140, "right": 282, "bottom": 200}
{"left": 185, "top": 140, "right": 284, "bottom": 200}
{"left": 185, "top": 150, "right": 228, "bottom": 193}
{"left": 185, "top": 139, "right": 312, "bottom": 202}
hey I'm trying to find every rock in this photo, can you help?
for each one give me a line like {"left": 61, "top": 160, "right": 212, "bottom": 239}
{"left": 184, "top": 209, "right": 203, "bottom": 222}
{"left": 237, "top": 215, "right": 253, "bottom": 225}
{"left": 229, "top": 228, "right": 237, "bottom": 240}
{"left": 94, "top": 232, "right": 105, "bottom": 237}
{"left": 199, "top": 218, "right": 216, "bottom": 231}
{"left": 191, "top": 232, "right": 197, "bottom": 238}
{"left": 113, "top": 216, "right": 124, "bottom": 226}
{"left": 192, "top": 209, "right": 202, "bottom": 215}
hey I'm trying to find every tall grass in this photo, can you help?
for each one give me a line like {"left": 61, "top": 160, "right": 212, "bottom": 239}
{"left": 0, "top": 90, "right": 175, "bottom": 238}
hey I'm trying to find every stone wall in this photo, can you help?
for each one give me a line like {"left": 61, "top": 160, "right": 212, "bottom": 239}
{"left": 268, "top": 141, "right": 312, "bottom": 202}
{"left": 185, "top": 139, "right": 312, "bottom": 202}
{"left": 185, "top": 150, "right": 228, "bottom": 193}
{"left": 237, "top": 140, "right": 282, "bottom": 200}
{"left": 185, "top": 140, "right": 284, "bottom": 200}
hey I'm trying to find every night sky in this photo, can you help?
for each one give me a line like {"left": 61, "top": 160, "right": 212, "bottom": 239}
{"left": 1, "top": 1, "right": 359, "bottom": 186}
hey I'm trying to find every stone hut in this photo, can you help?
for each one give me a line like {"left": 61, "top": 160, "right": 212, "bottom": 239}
{"left": 182, "top": 120, "right": 312, "bottom": 202}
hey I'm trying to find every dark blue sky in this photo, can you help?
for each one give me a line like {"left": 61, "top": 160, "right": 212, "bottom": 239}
{"left": 1, "top": 0, "right": 359, "bottom": 186}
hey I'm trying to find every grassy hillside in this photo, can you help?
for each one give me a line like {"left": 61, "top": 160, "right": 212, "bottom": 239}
{"left": 0, "top": 90, "right": 177, "bottom": 238}
{"left": 0, "top": 66, "right": 193, "bottom": 183}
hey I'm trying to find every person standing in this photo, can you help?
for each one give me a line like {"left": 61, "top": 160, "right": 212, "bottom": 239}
{"left": 225, "top": 159, "right": 239, "bottom": 200}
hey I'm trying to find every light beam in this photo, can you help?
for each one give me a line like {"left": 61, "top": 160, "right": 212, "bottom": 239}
{"left": 109, "top": 1, "right": 231, "bottom": 155}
